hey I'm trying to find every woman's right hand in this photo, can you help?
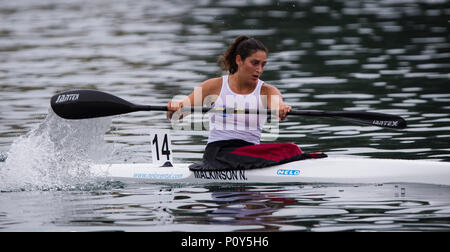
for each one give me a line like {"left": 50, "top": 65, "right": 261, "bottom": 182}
{"left": 167, "top": 100, "right": 183, "bottom": 120}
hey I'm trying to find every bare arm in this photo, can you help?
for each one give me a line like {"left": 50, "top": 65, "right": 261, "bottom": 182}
{"left": 167, "top": 77, "right": 222, "bottom": 119}
{"left": 261, "top": 83, "right": 292, "bottom": 121}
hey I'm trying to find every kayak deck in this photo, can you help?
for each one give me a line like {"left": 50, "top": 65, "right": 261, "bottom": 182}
{"left": 91, "top": 157, "right": 450, "bottom": 186}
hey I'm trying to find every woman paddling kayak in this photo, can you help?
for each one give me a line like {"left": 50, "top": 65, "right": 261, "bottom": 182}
{"left": 167, "top": 35, "right": 326, "bottom": 170}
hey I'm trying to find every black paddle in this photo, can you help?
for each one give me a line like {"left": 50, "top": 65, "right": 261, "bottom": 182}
{"left": 50, "top": 89, "right": 407, "bottom": 129}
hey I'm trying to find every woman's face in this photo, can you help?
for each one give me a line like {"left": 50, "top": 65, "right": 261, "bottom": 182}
{"left": 236, "top": 50, "right": 267, "bottom": 85}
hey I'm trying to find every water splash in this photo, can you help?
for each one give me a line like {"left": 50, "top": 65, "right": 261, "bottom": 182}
{"left": 0, "top": 110, "right": 113, "bottom": 191}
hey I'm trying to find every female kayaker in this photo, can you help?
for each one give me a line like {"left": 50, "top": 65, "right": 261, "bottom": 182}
{"left": 167, "top": 35, "right": 325, "bottom": 170}
{"left": 167, "top": 35, "right": 291, "bottom": 122}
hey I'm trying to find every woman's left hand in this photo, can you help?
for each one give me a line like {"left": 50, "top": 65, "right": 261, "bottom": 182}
{"left": 279, "top": 103, "right": 291, "bottom": 121}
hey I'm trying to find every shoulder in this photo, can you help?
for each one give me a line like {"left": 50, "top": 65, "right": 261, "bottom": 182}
{"left": 186, "top": 77, "right": 223, "bottom": 106}
{"left": 199, "top": 77, "right": 222, "bottom": 95}
{"left": 200, "top": 77, "right": 222, "bottom": 88}
{"left": 261, "top": 82, "right": 281, "bottom": 96}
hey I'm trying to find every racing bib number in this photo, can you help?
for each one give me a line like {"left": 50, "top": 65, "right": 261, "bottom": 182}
{"left": 150, "top": 130, "right": 173, "bottom": 166}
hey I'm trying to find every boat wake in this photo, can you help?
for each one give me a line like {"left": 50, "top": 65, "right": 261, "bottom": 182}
{"left": 0, "top": 110, "right": 114, "bottom": 192}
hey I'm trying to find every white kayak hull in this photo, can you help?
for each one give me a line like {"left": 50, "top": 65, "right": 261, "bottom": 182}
{"left": 91, "top": 157, "right": 450, "bottom": 186}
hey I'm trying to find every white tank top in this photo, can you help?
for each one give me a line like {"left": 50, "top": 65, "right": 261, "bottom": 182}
{"left": 207, "top": 75, "right": 267, "bottom": 144}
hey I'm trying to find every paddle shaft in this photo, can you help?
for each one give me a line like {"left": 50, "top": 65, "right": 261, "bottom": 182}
{"left": 50, "top": 90, "right": 407, "bottom": 129}
{"left": 141, "top": 106, "right": 405, "bottom": 129}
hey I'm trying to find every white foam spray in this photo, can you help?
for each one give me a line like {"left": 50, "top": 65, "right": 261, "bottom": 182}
{"left": 0, "top": 109, "right": 113, "bottom": 191}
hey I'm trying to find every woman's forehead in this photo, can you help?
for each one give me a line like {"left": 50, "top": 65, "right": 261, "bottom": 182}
{"left": 247, "top": 50, "right": 267, "bottom": 60}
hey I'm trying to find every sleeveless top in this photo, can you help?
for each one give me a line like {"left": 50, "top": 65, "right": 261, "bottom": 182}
{"left": 207, "top": 75, "right": 267, "bottom": 145}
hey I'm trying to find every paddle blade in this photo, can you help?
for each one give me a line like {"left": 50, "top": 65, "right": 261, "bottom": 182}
{"left": 51, "top": 90, "right": 138, "bottom": 119}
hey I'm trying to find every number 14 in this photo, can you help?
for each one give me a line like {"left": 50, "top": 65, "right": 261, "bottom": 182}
{"left": 152, "top": 133, "right": 171, "bottom": 161}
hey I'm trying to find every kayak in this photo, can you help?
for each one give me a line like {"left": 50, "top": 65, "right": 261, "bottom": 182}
{"left": 48, "top": 90, "right": 448, "bottom": 185}
{"left": 91, "top": 157, "right": 450, "bottom": 186}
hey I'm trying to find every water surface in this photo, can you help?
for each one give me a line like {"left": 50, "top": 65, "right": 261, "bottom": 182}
{"left": 0, "top": 0, "right": 449, "bottom": 231}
